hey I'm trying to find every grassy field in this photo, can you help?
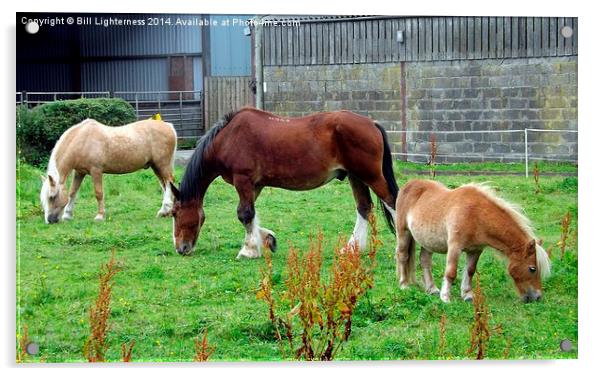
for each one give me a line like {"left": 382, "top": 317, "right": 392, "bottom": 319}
{"left": 16, "top": 161, "right": 578, "bottom": 362}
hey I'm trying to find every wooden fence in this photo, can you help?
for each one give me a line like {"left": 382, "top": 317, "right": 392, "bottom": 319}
{"left": 262, "top": 16, "right": 578, "bottom": 66}
{"left": 203, "top": 76, "right": 254, "bottom": 130}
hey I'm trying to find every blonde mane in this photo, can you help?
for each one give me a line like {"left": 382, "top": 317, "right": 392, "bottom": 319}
{"left": 46, "top": 119, "right": 96, "bottom": 181}
{"left": 461, "top": 182, "right": 534, "bottom": 237}
{"left": 461, "top": 182, "right": 551, "bottom": 279}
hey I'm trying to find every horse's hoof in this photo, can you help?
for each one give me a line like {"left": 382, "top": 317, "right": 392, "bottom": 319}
{"left": 265, "top": 234, "right": 277, "bottom": 253}
{"left": 463, "top": 293, "right": 474, "bottom": 302}
{"left": 236, "top": 247, "right": 261, "bottom": 259}
{"left": 399, "top": 282, "right": 411, "bottom": 290}
{"left": 440, "top": 294, "right": 451, "bottom": 303}
{"left": 94, "top": 214, "right": 105, "bottom": 221}
{"left": 426, "top": 287, "right": 440, "bottom": 295}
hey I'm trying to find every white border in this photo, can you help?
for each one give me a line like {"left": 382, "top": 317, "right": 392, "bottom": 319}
{"left": 3, "top": 1, "right": 599, "bottom": 375}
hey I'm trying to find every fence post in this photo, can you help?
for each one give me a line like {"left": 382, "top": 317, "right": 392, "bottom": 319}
{"left": 135, "top": 92, "right": 139, "bottom": 119}
{"left": 21, "top": 91, "right": 27, "bottom": 107}
{"left": 524, "top": 128, "right": 529, "bottom": 178}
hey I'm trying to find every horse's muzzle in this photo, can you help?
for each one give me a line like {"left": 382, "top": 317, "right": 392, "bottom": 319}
{"left": 176, "top": 242, "right": 194, "bottom": 256}
{"left": 523, "top": 289, "right": 542, "bottom": 303}
{"left": 46, "top": 214, "right": 60, "bottom": 224}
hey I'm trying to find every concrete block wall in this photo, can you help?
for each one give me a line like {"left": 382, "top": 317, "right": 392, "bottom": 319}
{"left": 405, "top": 56, "right": 577, "bottom": 162}
{"left": 262, "top": 56, "right": 577, "bottom": 163}
{"left": 263, "top": 63, "right": 402, "bottom": 132}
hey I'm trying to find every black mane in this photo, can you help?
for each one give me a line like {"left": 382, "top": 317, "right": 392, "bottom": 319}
{"left": 179, "top": 110, "right": 239, "bottom": 201}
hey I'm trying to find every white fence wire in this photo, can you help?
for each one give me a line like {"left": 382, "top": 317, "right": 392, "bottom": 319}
{"left": 388, "top": 128, "right": 578, "bottom": 177}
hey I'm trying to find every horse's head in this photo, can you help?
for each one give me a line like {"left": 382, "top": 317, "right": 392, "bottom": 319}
{"left": 40, "top": 175, "right": 68, "bottom": 224}
{"left": 170, "top": 183, "right": 205, "bottom": 256}
{"left": 508, "top": 239, "right": 551, "bottom": 302}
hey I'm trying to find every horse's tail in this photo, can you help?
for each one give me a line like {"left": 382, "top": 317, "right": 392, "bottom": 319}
{"left": 374, "top": 122, "right": 399, "bottom": 234}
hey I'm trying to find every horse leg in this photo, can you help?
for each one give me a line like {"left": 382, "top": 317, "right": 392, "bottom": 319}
{"left": 91, "top": 169, "right": 105, "bottom": 221}
{"left": 253, "top": 187, "right": 277, "bottom": 252}
{"left": 395, "top": 230, "right": 416, "bottom": 288}
{"left": 234, "top": 176, "right": 262, "bottom": 259}
{"left": 62, "top": 171, "right": 85, "bottom": 221}
{"left": 461, "top": 250, "right": 483, "bottom": 302}
{"left": 347, "top": 175, "right": 373, "bottom": 251}
{"left": 152, "top": 164, "right": 175, "bottom": 217}
{"left": 440, "top": 245, "right": 462, "bottom": 303}
{"left": 420, "top": 247, "right": 440, "bottom": 295}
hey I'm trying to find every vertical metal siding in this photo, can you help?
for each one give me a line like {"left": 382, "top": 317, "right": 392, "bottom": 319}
{"left": 80, "top": 13, "right": 202, "bottom": 57}
{"left": 193, "top": 56, "right": 203, "bottom": 91}
{"left": 209, "top": 15, "right": 252, "bottom": 76}
{"left": 263, "top": 16, "right": 578, "bottom": 66}
{"left": 17, "top": 63, "right": 73, "bottom": 92}
{"left": 81, "top": 59, "right": 169, "bottom": 92}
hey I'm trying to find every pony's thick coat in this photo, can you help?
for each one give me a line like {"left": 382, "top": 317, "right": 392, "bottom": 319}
{"left": 40, "top": 118, "right": 177, "bottom": 223}
{"left": 395, "top": 179, "right": 550, "bottom": 302}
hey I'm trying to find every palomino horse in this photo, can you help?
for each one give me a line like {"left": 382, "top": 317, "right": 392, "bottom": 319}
{"left": 169, "top": 107, "right": 399, "bottom": 258}
{"left": 395, "top": 179, "right": 551, "bottom": 303}
{"left": 40, "top": 118, "right": 177, "bottom": 223}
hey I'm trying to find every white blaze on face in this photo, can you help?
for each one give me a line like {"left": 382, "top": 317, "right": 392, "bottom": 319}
{"left": 40, "top": 178, "right": 50, "bottom": 223}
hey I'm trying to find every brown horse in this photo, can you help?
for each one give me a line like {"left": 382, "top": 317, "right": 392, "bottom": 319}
{"left": 40, "top": 118, "right": 177, "bottom": 223}
{"left": 394, "top": 179, "right": 551, "bottom": 303}
{"left": 169, "top": 107, "right": 399, "bottom": 258}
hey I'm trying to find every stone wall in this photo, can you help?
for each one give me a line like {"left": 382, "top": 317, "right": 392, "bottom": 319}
{"left": 262, "top": 56, "right": 577, "bottom": 163}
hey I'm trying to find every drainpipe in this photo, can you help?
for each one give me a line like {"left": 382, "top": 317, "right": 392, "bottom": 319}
{"left": 253, "top": 15, "right": 268, "bottom": 110}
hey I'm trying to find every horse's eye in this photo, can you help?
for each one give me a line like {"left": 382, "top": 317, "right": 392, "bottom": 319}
{"left": 528, "top": 266, "right": 537, "bottom": 273}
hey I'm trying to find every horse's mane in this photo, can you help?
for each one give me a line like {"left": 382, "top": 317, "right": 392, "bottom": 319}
{"left": 46, "top": 118, "right": 96, "bottom": 180}
{"left": 179, "top": 110, "right": 239, "bottom": 202}
{"left": 462, "top": 182, "right": 551, "bottom": 278}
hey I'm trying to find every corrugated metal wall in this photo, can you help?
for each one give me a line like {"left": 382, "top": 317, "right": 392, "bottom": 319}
{"left": 17, "top": 13, "right": 254, "bottom": 92}
{"left": 17, "top": 63, "right": 74, "bottom": 92}
{"left": 79, "top": 14, "right": 202, "bottom": 57}
{"left": 17, "top": 13, "right": 206, "bottom": 92}
{"left": 262, "top": 16, "right": 578, "bottom": 66}
{"left": 209, "top": 15, "right": 252, "bottom": 76}
{"left": 81, "top": 59, "right": 169, "bottom": 92}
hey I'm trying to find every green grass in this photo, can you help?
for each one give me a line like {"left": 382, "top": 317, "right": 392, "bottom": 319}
{"left": 16, "top": 161, "right": 578, "bottom": 362}
{"left": 398, "top": 160, "right": 577, "bottom": 174}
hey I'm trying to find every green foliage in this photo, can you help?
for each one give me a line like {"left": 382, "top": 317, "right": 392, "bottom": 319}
{"left": 17, "top": 98, "right": 137, "bottom": 166}
{"left": 16, "top": 162, "right": 578, "bottom": 361}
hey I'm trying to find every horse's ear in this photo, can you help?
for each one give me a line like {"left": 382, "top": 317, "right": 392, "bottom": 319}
{"left": 47, "top": 175, "right": 56, "bottom": 187}
{"left": 169, "top": 182, "right": 180, "bottom": 201}
{"left": 526, "top": 239, "right": 536, "bottom": 255}
{"left": 536, "top": 239, "right": 543, "bottom": 246}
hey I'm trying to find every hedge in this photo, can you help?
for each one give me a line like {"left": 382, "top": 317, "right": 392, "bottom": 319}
{"left": 17, "top": 98, "right": 137, "bottom": 166}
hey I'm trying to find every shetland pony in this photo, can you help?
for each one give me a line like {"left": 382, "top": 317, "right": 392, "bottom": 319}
{"left": 169, "top": 107, "right": 399, "bottom": 258}
{"left": 40, "top": 118, "right": 177, "bottom": 223}
{"left": 395, "top": 179, "right": 551, "bottom": 303}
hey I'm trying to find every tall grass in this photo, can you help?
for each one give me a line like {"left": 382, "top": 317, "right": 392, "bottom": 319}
{"left": 193, "top": 329, "right": 216, "bottom": 361}
{"left": 468, "top": 274, "right": 491, "bottom": 360}
{"left": 83, "top": 250, "right": 121, "bottom": 362}
{"left": 258, "top": 214, "right": 381, "bottom": 360}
